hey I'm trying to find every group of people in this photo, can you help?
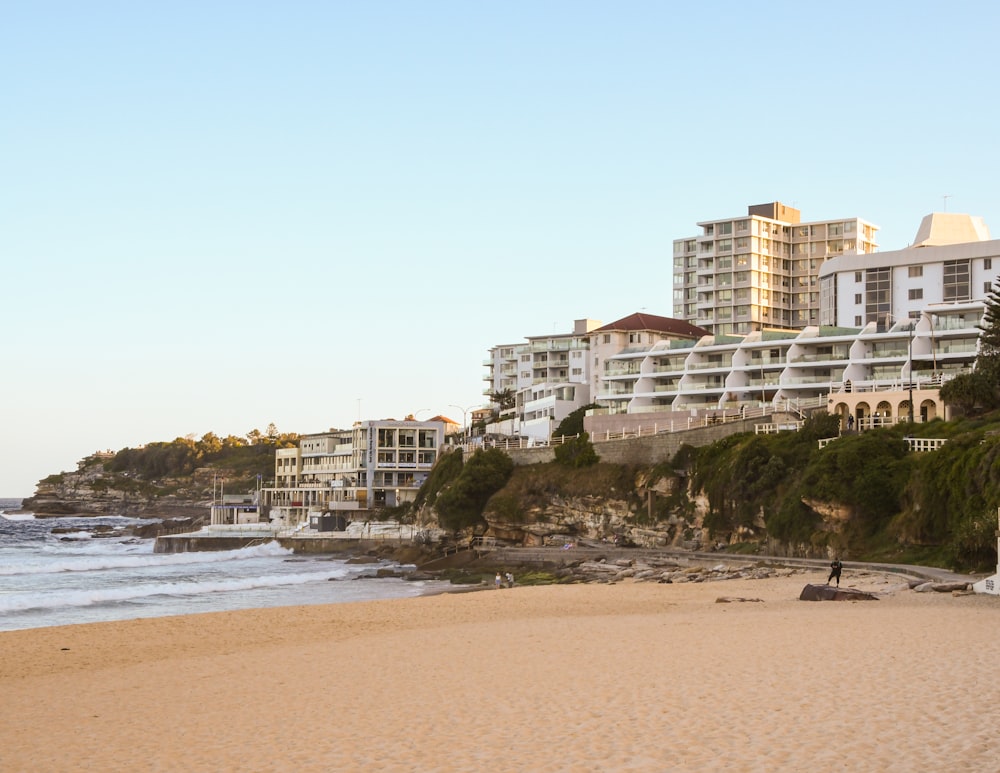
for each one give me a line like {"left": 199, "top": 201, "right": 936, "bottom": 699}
{"left": 494, "top": 571, "right": 514, "bottom": 589}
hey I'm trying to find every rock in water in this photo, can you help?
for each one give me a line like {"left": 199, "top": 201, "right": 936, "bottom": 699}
{"left": 799, "top": 583, "right": 878, "bottom": 601}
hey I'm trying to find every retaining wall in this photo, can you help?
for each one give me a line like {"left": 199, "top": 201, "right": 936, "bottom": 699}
{"left": 506, "top": 414, "right": 800, "bottom": 467}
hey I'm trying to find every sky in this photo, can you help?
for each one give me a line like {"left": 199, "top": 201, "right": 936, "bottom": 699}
{"left": 3, "top": 1, "right": 999, "bottom": 496}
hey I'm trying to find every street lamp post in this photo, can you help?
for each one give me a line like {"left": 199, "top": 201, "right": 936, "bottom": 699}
{"left": 448, "top": 404, "right": 476, "bottom": 444}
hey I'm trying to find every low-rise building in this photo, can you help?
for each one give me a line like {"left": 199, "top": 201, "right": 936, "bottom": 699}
{"left": 261, "top": 418, "right": 445, "bottom": 529}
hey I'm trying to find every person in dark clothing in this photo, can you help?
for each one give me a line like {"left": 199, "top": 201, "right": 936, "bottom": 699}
{"left": 828, "top": 557, "right": 843, "bottom": 586}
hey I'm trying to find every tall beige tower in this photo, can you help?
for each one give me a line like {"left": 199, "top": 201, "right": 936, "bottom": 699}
{"left": 672, "top": 202, "right": 879, "bottom": 336}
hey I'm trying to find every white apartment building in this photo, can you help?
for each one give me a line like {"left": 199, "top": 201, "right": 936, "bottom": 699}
{"left": 672, "top": 201, "right": 879, "bottom": 335}
{"left": 820, "top": 212, "right": 998, "bottom": 327}
{"left": 595, "top": 303, "right": 978, "bottom": 418}
{"left": 261, "top": 419, "right": 445, "bottom": 528}
{"left": 484, "top": 314, "right": 708, "bottom": 440}
{"left": 484, "top": 319, "right": 600, "bottom": 439}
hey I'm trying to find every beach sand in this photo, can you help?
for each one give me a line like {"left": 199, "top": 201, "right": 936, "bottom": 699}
{"left": 2, "top": 567, "right": 999, "bottom": 772}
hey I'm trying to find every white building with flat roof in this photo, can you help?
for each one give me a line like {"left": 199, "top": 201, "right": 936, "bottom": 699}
{"left": 262, "top": 419, "right": 445, "bottom": 529}
{"left": 820, "top": 212, "right": 999, "bottom": 328}
{"left": 673, "top": 201, "right": 879, "bottom": 336}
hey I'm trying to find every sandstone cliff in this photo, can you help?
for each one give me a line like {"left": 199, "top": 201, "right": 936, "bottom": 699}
{"left": 21, "top": 454, "right": 217, "bottom": 521}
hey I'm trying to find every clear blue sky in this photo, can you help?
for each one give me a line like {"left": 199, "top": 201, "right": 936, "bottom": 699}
{"left": 2, "top": 1, "right": 998, "bottom": 497}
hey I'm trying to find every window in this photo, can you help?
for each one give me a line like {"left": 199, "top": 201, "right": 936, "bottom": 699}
{"left": 855, "top": 271, "right": 862, "bottom": 282}
{"left": 984, "top": 258, "right": 992, "bottom": 269}
{"left": 908, "top": 266, "right": 923, "bottom": 278}
{"left": 908, "top": 288, "right": 923, "bottom": 300}
{"left": 986, "top": 282, "right": 994, "bottom": 294}
{"left": 943, "top": 260, "right": 970, "bottom": 302}
{"left": 854, "top": 315, "right": 862, "bottom": 326}
{"left": 864, "top": 267, "right": 892, "bottom": 323}
{"left": 603, "top": 334, "right": 611, "bottom": 344}
{"left": 854, "top": 293, "right": 862, "bottom": 304}
{"left": 718, "top": 222, "right": 732, "bottom": 235}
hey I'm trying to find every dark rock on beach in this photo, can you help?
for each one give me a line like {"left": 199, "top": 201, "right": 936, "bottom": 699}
{"left": 799, "top": 583, "right": 878, "bottom": 601}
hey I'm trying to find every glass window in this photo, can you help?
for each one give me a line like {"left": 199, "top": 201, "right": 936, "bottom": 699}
{"left": 908, "top": 266, "right": 923, "bottom": 278}
{"left": 864, "top": 267, "right": 892, "bottom": 323}
{"left": 943, "top": 260, "right": 970, "bottom": 302}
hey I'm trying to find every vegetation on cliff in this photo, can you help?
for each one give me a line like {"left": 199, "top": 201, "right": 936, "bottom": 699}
{"left": 27, "top": 426, "right": 298, "bottom": 513}
{"left": 107, "top": 427, "right": 297, "bottom": 494}
{"left": 432, "top": 448, "right": 514, "bottom": 531}
{"left": 450, "top": 410, "right": 1000, "bottom": 572}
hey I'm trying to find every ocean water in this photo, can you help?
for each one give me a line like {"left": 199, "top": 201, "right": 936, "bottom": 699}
{"left": 0, "top": 498, "right": 448, "bottom": 632}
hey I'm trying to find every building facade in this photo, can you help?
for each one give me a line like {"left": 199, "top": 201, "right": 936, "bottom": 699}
{"left": 594, "top": 302, "right": 979, "bottom": 416}
{"left": 672, "top": 201, "right": 879, "bottom": 335}
{"left": 261, "top": 419, "right": 445, "bottom": 528}
{"left": 484, "top": 314, "right": 708, "bottom": 441}
{"left": 820, "top": 212, "right": 998, "bottom": 327}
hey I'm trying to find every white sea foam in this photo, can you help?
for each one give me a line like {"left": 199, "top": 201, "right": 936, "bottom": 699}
{"left": 0, "top": 540, "right": 294, "bottom": 576}
{"left": 0, "top": 566, "right": 359, "bottom": 613}
{"left": 0, "top": 512, "right": 35, "bottom": 521}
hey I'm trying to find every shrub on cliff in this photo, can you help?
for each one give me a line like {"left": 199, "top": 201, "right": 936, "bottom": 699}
{"left": 434, "top": 448, "right": 514, "bottom": 531}
{"left": 895, "top": 428, "right": 1000, "bottom": 570}
{"left": 413, "top": 447, "right": 464, "bottom": 509}
{"left": 553, "top": 432, "right": 598, "bottom": 468}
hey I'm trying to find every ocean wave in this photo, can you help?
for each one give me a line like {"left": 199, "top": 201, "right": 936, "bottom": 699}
{"left": 0, "top": 512, "right": 35, "bottom": 521}
{"left": 0, "top": 567, "right": 359, "bottom": 613}
{"left": 0, "top": 540, "right": 294, "bottom": 576}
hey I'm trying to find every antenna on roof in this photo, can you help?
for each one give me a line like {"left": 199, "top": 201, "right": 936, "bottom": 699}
{"left": 943, "top": 194, "right": 951, "bottom": 212}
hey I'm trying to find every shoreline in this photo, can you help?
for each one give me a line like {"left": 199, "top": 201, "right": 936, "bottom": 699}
{"left": 3, "top": 570, "right": 998, "bottom": 771}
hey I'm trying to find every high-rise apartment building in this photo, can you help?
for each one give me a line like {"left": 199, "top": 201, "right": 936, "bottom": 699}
{"left": 672, "top": 202, "right": 879, "bottom": 336}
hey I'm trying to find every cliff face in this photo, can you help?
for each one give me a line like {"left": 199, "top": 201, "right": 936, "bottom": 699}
{"left": 21, "top": 456, "right": 218, "bottom": 519}
{"left": 429, "top": 456, "right": 862, "bottom": 559}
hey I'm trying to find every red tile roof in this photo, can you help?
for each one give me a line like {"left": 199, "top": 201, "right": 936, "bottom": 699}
{"left": 593, "top": 312, "right": 709, "bottom": 339}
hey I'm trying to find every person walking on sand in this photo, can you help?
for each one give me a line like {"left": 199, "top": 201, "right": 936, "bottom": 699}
{"left": 828, "top": 557, "right": 843, "bottom": 587}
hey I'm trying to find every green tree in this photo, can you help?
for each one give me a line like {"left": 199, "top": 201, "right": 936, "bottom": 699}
{"left": 434, "top": 448, "right": 514, "bottom": 530}
{"left": 553, "top": 403, "right": 599, "bottom": 438}
{"left": 941, "top": 372, "right": 998, "bottom": 415}
{"left": 553, "top": 432, "right": 599, "bottom": 468}
{"left": 977, "top": 281, "right": 1000, "bottom": 365}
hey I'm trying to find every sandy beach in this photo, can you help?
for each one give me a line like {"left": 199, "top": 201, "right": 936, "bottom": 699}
{"left": 2, "top": 567, "right": 998, "bottom": 772}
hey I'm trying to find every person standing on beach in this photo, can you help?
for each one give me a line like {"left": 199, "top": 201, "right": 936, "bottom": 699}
{"left": 828, "top": 557, "right": 843, "bottom": 587}
{"left": 495, "top": 572, "right": 503, "bottom": 589}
